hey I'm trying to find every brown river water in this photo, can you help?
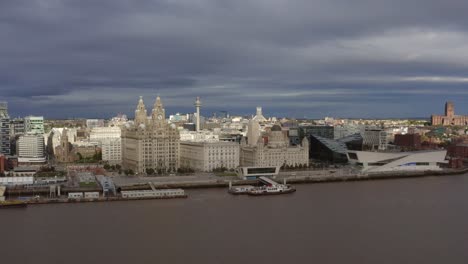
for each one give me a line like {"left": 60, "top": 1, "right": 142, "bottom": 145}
{"left": 1, "top": 174, "right": 468, "bottom": 264}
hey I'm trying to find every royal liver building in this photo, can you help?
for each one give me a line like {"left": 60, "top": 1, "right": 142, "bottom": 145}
{"left": 121, "top": 96, "right": 180, "bottom": 174}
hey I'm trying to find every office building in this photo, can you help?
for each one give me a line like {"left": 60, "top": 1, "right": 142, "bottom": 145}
{"left": 308, "top": 135, "right": 349, "bottom": 163}
{"left": 9, "top": 118, "right": 25, "bottom": 136}
{"left": 24, "top": 116, "right": 44, "bottom": 134}
{"left": 363, "top": 128, "right": 388, "bottom": 151}
{"left": 121, "top": 96, "right": 180, "bottom": 174}
{"left": 17, "top": 134, "right": 46, "bottom": 164}
{"left": 0, "top": 102, "right": 10, "bottom": 155}
{"left": 300, "top": 125, "right": 334, "bottom": 140}
{"left": 90, "top": 127, "right": 122, "bottom": 164}
{"left": 180, "top": 141, "right": 240, "bottom": 172}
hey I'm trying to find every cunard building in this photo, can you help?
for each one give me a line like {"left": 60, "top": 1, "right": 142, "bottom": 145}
{"left": 121, "top": 96, "right": 180, "bottom": 174}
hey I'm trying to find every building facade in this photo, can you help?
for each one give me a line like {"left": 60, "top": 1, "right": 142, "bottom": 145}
{"left": 363, "top": 129, "right": 388, "bottom": 151}
{"left": 86, "top": 119, "right": 105, "bottom": 129}
{"left": 17, "top": 134, "right": 46, "bottom": 164}
{"left": 121, "top": 96, "right": 180, "bottom": 174}
{"left": 90, "top": 127, "right": 122, "bottom": 164}
{"left": 55, "top": 128, "right": 78, "bottom": 163}
{"left": 432, "top": 101, "right": 468, "bottom": 126}
{"left": 347, "top": 150, "right": 447, "bottom": 173}
{"left": 300, "top": 125, "right": 334, "bottom": 140}
{"left": 241, "top": 122, "right": 309, "bottom": 168}
{"left": 24, "top": 116, "right": 44, "bottom": 134}
{"left": 0, "top": 102, "right": 10, "bottom": 155}
{"left": 180, "top": 141, "right": 239, "bottom": 172}
{"left": 9, "top": 118, "right": 25, "bottom": 136}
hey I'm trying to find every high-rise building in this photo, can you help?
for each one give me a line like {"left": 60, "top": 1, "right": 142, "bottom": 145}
{"left": 0, "top": 102, "right": 10, "bottom": 155}
{"left": 432, "top": 101, "right": 468, "bottom": 126}
{"left": 17, "top": 134, "right": 46, "bottom": 164}
{"left": 9, "top": 118, "right": 25, "bottom": 136}
{"left": 121, "top": 96, "right": 180, "bottom": 174}
{"left": 24, "top": 116, "right": 44, "bottom": 134}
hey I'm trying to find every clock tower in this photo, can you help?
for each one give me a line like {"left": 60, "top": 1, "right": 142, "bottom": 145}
{"left": 151, "top": 96, "right": 166, "bottom": 127}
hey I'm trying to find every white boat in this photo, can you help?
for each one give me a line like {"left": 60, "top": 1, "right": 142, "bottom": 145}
{"left": 228, "top": 185, "right": 255, "bottom": 195}
{"left": 247, "top": 184, "right": 296, "bottom": 196}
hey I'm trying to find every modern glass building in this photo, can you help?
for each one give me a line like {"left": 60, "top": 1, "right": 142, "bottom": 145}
{"left": 24, "top": 116, "right": 44, "bottom": 134}
{"left": 0, "top": 102, "right": 10, "bottom": 155}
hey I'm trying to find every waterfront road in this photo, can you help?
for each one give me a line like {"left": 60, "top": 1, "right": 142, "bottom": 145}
{"left": 109, "top": 168, "right": 357, "bottom": 187}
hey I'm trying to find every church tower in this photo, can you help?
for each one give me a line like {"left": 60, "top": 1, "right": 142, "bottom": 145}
{"left": 151, "top": 96, "right": 166, "bottom": 127}
{"left": 445, "top": 101, "right": 455, "bottom": 117}
{"left": 135, "top": 96, "right": 147, "bottom": 126}
{"left": 60, "top": 128, "right": 70, "bottom": 162}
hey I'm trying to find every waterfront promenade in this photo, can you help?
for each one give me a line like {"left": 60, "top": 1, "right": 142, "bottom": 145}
{"left": 5, "top": 167, "right": 467, "bottom": 198}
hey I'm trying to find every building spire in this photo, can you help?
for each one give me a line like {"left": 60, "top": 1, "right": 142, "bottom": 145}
{"left": 152, "top": 96, "right": 166, "bottom": 124}
{"left": 135, "top": 96, "right": 147, "bottom": 126}
{"left": 154, "top": 95, "right": 163, "bottom": 109}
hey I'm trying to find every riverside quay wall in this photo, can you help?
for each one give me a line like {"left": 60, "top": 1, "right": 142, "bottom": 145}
{"left": 5, "top": 168, "right": 468, "bottom": 196}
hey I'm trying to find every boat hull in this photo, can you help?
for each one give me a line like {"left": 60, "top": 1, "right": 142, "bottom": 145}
{"left": 247, "top": 188, "right": 296, "bottom": 196}
{"left": 0, "top": 201, "right": 28, "bottom": 208}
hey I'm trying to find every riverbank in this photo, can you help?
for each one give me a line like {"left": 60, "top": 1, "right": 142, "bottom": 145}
{"left": 5, "top": 168, "right": 468, "bottom": 198}
{"left": 120, "top": 168, "right": 468, "bottom": 190}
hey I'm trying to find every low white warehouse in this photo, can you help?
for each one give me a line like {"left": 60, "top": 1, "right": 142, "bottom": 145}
{"left": 121, "top": 189, "right": 185, "bottom": 199}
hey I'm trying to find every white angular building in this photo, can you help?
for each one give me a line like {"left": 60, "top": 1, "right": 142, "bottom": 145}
{"left": 347, "top": 150, "right": 447, "bottom": 173}
{"left": 180, "top": 141, "right": 240, "bottom": 172}
{"left": 121, "top": 96, "right": 180, "bottom": 174}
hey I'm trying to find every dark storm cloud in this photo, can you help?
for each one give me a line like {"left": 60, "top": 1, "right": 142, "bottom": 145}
{"left": 2, "top": 0, "right": 468, "bottom": 118}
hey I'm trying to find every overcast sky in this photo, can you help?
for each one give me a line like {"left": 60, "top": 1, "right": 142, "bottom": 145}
{"left": 2, "top": 0, "right": 468, "bottom": 119}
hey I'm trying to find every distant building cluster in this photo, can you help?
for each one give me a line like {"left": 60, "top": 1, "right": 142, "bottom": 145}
{"left": 0, "top": 98, "right": 466, "bottom": 178}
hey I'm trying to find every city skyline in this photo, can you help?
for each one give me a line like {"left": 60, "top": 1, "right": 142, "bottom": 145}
{"left": 2, "top": 1, "right": 468, "bottom": 118}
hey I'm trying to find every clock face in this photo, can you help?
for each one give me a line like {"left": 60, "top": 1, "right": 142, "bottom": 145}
{"left": 158, "top": 115, "right": 162, "bottom": 120}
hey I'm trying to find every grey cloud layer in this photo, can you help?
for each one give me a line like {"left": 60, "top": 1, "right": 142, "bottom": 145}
{"left": 1, "top": 0, "right": 468, "bottom": 118}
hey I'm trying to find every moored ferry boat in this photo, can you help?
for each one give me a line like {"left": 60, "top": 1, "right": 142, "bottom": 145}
{"left": 228, "top": 185, "right": 255, "bottom": 195}
{"left": 247, "top": 184, "right": 296, "bottom": 196}
{"left": 0, "top": 200, "right": 28, "bottom": 208}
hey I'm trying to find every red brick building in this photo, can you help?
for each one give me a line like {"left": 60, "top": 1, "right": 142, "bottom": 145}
{"left": 447, "top": 144, "right": 468, "bottom": 159}
{"left": 394, "top": 134, "right": 421, "bottom": 150}
{"left": 432, "top": 101, "right": 468, "bottom": 126}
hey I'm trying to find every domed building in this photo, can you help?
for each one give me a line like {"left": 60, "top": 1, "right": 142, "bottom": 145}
{"left": 240, "top": 120, "right": 309, "bottom": 168}
{"left": 121, "top": 96, "right": 180, "bottom": 174}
